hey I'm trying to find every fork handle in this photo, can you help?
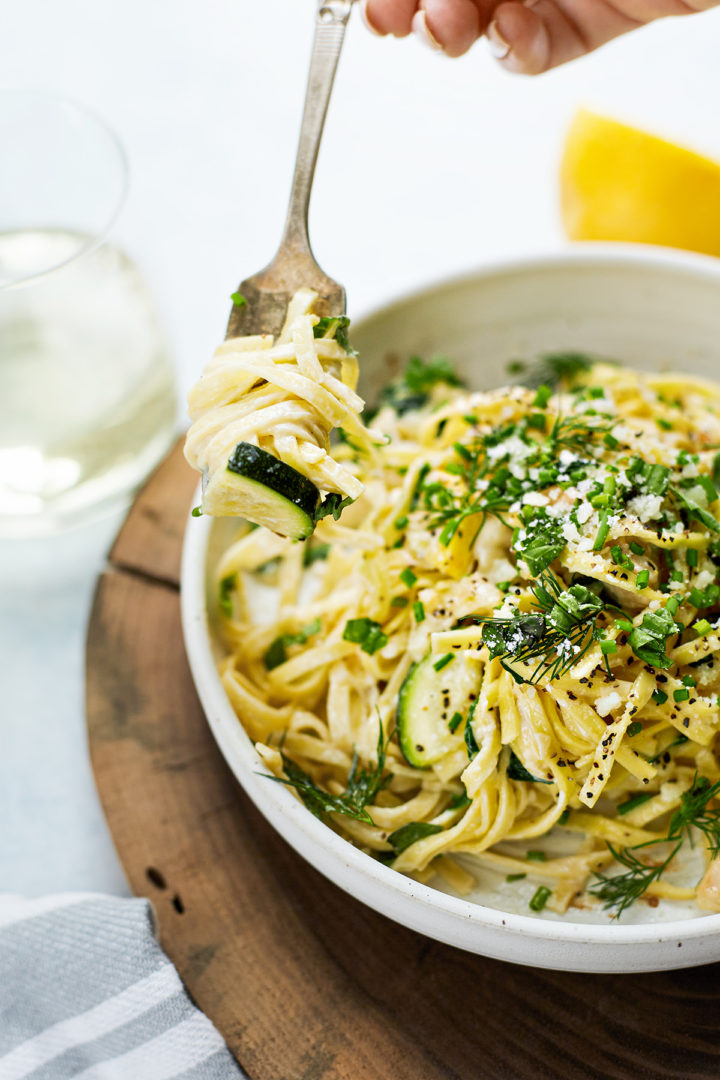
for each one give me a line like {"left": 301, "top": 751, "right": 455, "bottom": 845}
{"left": 279, "top": 0, "right": 355, "bottom": 256}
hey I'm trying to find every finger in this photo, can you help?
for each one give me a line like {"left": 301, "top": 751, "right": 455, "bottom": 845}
{"left": 488, "top": 0, "right": 641, "bottom": 74}
{"left": 363, "top": 0, "right": 419, "bottom": 36}
{"left": 420, "top": 0, "right": 483, "bottom": 55}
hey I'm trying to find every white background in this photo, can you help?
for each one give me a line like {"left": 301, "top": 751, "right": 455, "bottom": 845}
{"left": 3, "top": 0, "right": 720, "bottom": 895}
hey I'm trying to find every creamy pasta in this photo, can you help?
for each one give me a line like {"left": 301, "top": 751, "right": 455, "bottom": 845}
{"left": 205, "top": 313, "right": 720, "bottom": 918}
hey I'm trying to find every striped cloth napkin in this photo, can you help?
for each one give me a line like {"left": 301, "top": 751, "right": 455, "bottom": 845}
{"left": 0, "top": 893, "right": 244, "bottom": 1080}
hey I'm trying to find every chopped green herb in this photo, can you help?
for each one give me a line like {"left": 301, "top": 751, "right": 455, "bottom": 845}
{"left": 400, "top": 568, "right": 417, "bottom": 588}
{"left": 230, "top": 291, "right": 247, "bottom": 307}
{"left": 591, "top": 841, "right": 681, "bottom": 917}
{"left": 627, "top": 721, "right": 643, "bottom": 737}
{"left": 218, "top": 573, "right": 236, "bottom": 618}
{"left": 464, "top": 704, "right": 479, "bottom": 760}
{"left": 558, "top": 809, "right": 571, "bottom": 825}
{"left": 673, "top": 486, "right": 720, "bottom": 534}
{"left": 686, "top": 549, "right": 698, "bottom": 568}
{"left": 343, "top": 618, "right": 388, "bottom": 656}
{"left": 413, "top": 601, "right": 426, "bottom": 623}
{"left": 529, "top": 886, "right": 552, "bottom": 912}
{"left": 526, "top": 850, "right": 547, "bottom": 862}
{"left": 476, "top": 572, "right": 606, "bottom": 685}
{"left": 506, "top": 873, "right": 527, "bottom": 882}
{"left": 651, "top": 689, "right": 668, "bottom": 705}
{"left": 303, "top": 542, "right": 331, "bottom": 567}
{"left": 371, "top": 355, "right": 462, "bottom": 417}
{"left": 448, "top": 711, "right": 463, "bottom": 733}
{"left": 507, "top": 750, "right": 553, "bottom": 785}
{"left": 387, "top": 821, "right": 443, "bottom": 856}
{"left": 264, "top": 618, "right": 321, "bottom": 670}
{"left": 394, "top": 515, "right": 409, "bottom": 530}
{"left": 636, "top": 570, "right": 650, "bottom": 590}
{"left": 600, "top": 640, "right": 618, "bottom": 655}
{"left": 270, "top": 720, "right": 391, "bottom": 825}
{"left": 694, "top": 619, "right": 712, "bottom": 636}
{"left": 630, "top": 541, "right": 645, "bottom": 556}
{"left": 390, "top": 596, "right": 409, "bottom": 608}
{"left": 627, "top": 606, "right": 677, "bottom": 669}
{"left": 673, "top": 688, "right": 690, "bottom": 702}
{"left": 533, "top": 384, "right": 552, "bottom": 409}
{"left": 433, "top": 653, "right": 455, "bottom": 672}
{"left": 313, "top": 493, "right": 355, "bottom": 523}
{"left": 191, "top": 505, "right": 203, "bottom": 517}
{"left": 656, "top": 417, "right": 673, "bottom": 431}
{"left": 593, "top": 510, "right": 611, "bottom": 552}
{"left": 617, "top": 792, "right": 653, "bottom": 816}
{"left": 313, "top": 315, "right": 357, "bottom": 356}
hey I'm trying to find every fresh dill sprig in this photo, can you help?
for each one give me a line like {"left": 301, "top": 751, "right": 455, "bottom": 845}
{"left": 667, "top": 774, "right": 720, "bottom": 857}
{"left": 591, "top": 840, "right": 682, "bottom": 918}
{"left": 547, "top": 412, "right": 614, "bottom": 454}
{"left": 591, "top": 774, "right": 720, "bottom": 915}
{"left": 466, "top": 571, "right": 607, "bottom": 684}
{"left": 269, "top": 719, "right": 393, "bottom": 826}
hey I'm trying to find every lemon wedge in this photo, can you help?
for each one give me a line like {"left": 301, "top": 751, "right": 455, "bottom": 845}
{"left": 560, "top": 109, "right": 720, "bottom": 257}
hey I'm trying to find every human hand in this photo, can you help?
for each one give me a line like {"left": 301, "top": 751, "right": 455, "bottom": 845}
{"left": 360, "top": 0, "right": 718, "bottom": 74}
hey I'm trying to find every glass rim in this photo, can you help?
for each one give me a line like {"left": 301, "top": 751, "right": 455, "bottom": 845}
{"left": 0, "top": 88, "right": 130, "bottom": 290}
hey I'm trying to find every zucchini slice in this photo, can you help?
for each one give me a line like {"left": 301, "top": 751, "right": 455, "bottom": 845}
{"left": 202, "top": 442, "right": 320, "bottom": 540}
{"left": 397, "top": 652, "right": 481, "bottom": 768}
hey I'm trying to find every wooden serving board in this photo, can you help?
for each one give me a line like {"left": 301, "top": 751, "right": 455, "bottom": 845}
{"left": 86, "top": 442, "right": 720, "bottom": 1080}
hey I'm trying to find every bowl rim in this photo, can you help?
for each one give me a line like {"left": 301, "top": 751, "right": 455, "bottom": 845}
{"left": 181, "top": 244, "right": 720, "bottom": 956}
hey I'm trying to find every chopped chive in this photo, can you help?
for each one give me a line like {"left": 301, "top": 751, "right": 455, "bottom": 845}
{"left": 191, "top": 505, "right": 203, "bottom": 517}
{"left": 394, "top": 515, "right": 408, "bottom": 530}
{"left": 600, "top": 640, "right": 618, "bottom": 655}
{"left": 656, "top": 417, "right": 673, "bottom": 431}
{"left": 448, "top": 711, "right": 463, "bottom": 733}
{"left": 392, "top": 537, "right": 405, "bottom": 549}
{"left": 681, "top": 674, "right": 696, "bottom": 687}
{"left": 616, "top": 618, "right": 633, "bottom": 632}
{"left": 694, "top": 619, "right": 712, "bottom": 636}
{"left": 673, "top": 688, "right": 690, "bottom": 702}
{"left": 611, "top": 545, "right": 624, "bottom": 565}
{"left": 666, "top": 596, "right": 680, "bottom": 616}
{"left": 390, "top": 596, "right": 409, "bottom": 608}
{"left": 400, "top": 568, "right": 417, "bottom": 588}
{"left": 497, "top": 581, "right": 512, "bottom": 594}
{"left": 529, "top": 886, "right": 552, "bottom": 912}
{"left": 604, "top": 432, "right": 619, "bottom": 450}
{"left": 557, "top": 809, "right": 571, "bottom": 825}
{"left": 617, "top": 792, "right": 653, "bottom": 816}
{"left": 630, "top": 541, "right": 645, "bottom": 555}
{"left": 652, "top": 689, "right": 668, "bottom": 705}
{"left": 533, "top": 384, "right": 552, "bottom": 408}
{"left": 587, "top": 387, "right": 604, "bottom": 399}
{"left": 636, "top": 570, "right": 650, "bottom": 590}
{"left": 627, "top": 721, "right": 642, "bottom": 737}
{"left": 593, "top": 510, "right": 610, "bottom": 552}
{"left": 413, "top": 600, "right": 426, "bottom": 623}
{"left": 230, "top": 291, "right": 247, "bottom": 307}
{"left": 686, "top": 549, "right": 698, "bottom": 568}
{"left": 453, "top": 441, "right": 472, "bottom": 461}
{"left": 671, "top": 570, "right": 684, "bottom": 583}
{"left": 506, "top": 873, "right": 527, "bottom": 883}
{"left": 433, "top": 653, "right": 455, "bottom": 672}
{"left": 526, "top": 850, "right": 547, "bottom": 862}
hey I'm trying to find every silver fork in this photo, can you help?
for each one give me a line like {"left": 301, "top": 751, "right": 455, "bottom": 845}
{"left": 226, "top": 0, "right": 356, "bottom": 341}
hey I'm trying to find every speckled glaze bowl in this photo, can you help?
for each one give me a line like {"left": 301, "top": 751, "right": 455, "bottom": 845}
{"left": 182, "top": 245, "right": 720, "bottom": 972}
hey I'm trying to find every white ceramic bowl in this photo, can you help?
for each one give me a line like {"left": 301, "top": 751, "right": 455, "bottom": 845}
{"left": 182, "top": 245, "right": 720, "bottom": 972}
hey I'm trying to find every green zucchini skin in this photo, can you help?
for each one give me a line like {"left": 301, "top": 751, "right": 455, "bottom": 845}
{"left": 397, "top": 653, "right": 480, "bottom": 768}
{"left": 203, "top": 442, "right": 321, "bottom": 540}
{"left": 227, "top": 443, "right": 319, "bottom": 514}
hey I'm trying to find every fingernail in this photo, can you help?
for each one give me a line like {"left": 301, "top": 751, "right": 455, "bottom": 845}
{"left": 487, "top": 20, "right": 511, "bottom": 59}
{"left": 359, "top": 0, "right": 382, "bottom": 36}
{"left": 412, "top": 9, "right": 443, "bottom": 51}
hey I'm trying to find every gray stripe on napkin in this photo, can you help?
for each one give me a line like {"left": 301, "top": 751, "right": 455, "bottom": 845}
{"left": 0, "top": 894, "right": 244, "bottom": 1080}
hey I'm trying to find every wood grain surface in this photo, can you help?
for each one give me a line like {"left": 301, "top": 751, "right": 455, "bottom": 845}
{"left": 86, "top": 441, "right": 720, "bottom": 1080}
